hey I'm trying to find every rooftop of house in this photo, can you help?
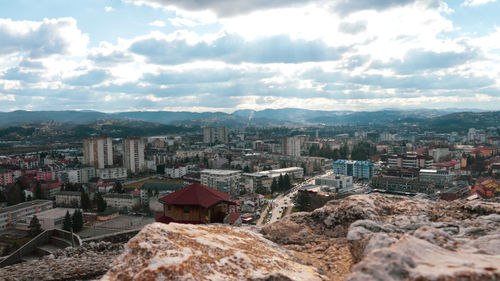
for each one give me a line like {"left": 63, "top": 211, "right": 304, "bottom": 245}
{"left": 159, "top": 183, "right": 234, "bottom": 208}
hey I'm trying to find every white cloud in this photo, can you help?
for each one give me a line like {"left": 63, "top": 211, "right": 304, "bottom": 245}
{"left": 0, "top": 17, "right": 88, "bottom": 58}
{"left": 0, "top": 92, "right": 16, "bottom": 101}
{"left": 462, "top": 0, "right": 497, "bottom": 6}
{"left": 168, "top": 18, "right": 198, "bottom": 27}
{"left": 148, "top": 20, "right": 166, "bottom": 27}
{"left": 105, "top": 6, "right": 114, "bottom": 12}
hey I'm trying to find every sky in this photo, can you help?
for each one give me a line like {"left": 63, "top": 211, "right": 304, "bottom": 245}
{"left": 0, "top": 0, "right": 500, "bottom": 113}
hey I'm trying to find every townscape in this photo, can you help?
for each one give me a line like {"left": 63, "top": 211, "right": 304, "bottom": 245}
{"left": 1, "top": 0, "right": 500, "bottom": 280}
{"left": 1, "top": 116, "right": 499, "bottom": 267}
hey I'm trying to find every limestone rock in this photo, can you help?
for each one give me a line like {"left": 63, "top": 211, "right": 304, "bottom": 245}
{"left": 101, "top": 223, "right": 325, "bottom": 281}
{"left": 346, "top": 235, "right": 500, "bottom": 281}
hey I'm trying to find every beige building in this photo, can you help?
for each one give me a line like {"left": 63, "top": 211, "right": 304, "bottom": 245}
{"left": 123, "top": 137, "right": 145, "bottom": 174}
{"left": 83, "top": 136, "right": 113, "bottom": 168}
{"left": 200, "top": 169, "right": 241, "bottom": 195}
{"left": 55, "top": 191, "right": 81, "bottom": 207}
{"left": 0, "top": 200, "right": 53, "bottom": 230}
{"left": 102, "top": 193, "right": 140, "bottom": 210}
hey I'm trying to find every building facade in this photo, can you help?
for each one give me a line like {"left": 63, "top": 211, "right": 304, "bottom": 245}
{"left": 333, "top": 160, "right": 374, "bottom": 179}
{"left": 123, "top": 137, "right": 145, "bottom": 174}
{"left": 0, "top": 200, "right": 53, "bottom": 230}
{"left": 96, "top": 167, "right": 128, "bottom": 180}
{"left": 83, "top": 136, "right": 113, "bottom": 169}
{"left": 200, "top": 169, "right": 241, "bottom": 195}
{"left": 282, "top": 136, "right": 301, "bottom": 157}
{"left": 102, "top": 193, "right": 140, "bottom": 210}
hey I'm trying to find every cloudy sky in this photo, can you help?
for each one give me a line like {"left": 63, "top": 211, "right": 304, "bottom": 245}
{"left": 0, "top": 0, "right": 500, "bottom": 112}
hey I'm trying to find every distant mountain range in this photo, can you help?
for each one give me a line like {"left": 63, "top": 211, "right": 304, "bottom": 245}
{"left": 0, "top": 108, "right": 497, "bottom": 130}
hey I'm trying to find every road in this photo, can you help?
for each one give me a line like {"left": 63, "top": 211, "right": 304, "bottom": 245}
{"left": 263, "top": 170, "right": 333, "bottom": 225}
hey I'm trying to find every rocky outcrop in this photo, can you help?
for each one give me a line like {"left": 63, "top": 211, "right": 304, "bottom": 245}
{"left": 0, "top": 241, "right": 123, "bottom": 281}
{"left": 101, "top": 223, "right": 326, "bottom": 281}
{"left": 262, "top": 194, "right": 500, "bottom": 281}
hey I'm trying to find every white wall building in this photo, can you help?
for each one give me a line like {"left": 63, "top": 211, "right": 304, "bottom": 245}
{"left": 200, "top": 169, "right": 241, "bottom": 194}
{"left": 102, "top": 193, "right": 141, "bottom": 210}
{"left": 0, "top": 200, "right": 53, "bottom": 230}
{"left": 83, "top": 136, "right": 113, "bottom": 168}
{"left": 123, "top": 137, "right": 145, "bottom": 174}
{"left": 315, "top": 175, "right": 353, "bottom": 191}
{"left": 96, "top": 167, "right": 128, "bottom": 180}
{"left": 282, "top": 136, "right": 301, "bottom": 157}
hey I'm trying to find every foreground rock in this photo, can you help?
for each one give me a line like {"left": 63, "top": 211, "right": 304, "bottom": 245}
{"left": 0, "top": 241, "right": 123, "bottom": 281}
{"left": 101, "top": 223, "right": 325, "bottom": 281}
{"left": 263, "top": 194, "right": 500, "bottom": 281}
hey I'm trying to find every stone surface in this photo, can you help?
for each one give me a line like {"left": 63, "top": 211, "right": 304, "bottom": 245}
{"left": 0, "top": 241, "right": 123, "bottom": 281}
{"left": 101, "top": 222, "right": 325, "bottom": 281}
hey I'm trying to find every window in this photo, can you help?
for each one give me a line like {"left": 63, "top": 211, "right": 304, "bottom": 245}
{"left": 167, "top": 205, "right": 171, "bottom": 211}
{"left": 184, "top": 205, "right": 190, "bottom": 214}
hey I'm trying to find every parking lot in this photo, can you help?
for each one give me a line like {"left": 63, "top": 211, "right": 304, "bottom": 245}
{"left": 78, "top": 215, "right": 155, "bottom": 238}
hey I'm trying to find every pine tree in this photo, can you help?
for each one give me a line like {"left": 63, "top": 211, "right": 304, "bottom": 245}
{"left": 271, "top": 178, "right": 278, "bottom": 193}
{"left": 72, "top": 209, "right": 83, "bottom": 232}
{"left": 295, "top": 191, "right": 310, "bottom": 212}
{"left": 34, "top": 182, "right": 43, "bottom": 199}
{"left": 7, "top": 182, "right": 24, "bottom": 206}
{"left": 255, "top": 183, "right": 266, "bottom": 195}
{"left": 28, "top": 215, "right": 42, "bottom": 237}
{"left": 62, "top": 211, "right": 72, "bottom": 231}
{"left": 278, "top": 174, "right": 284, "bottom": 191}
{"left": 284, "top": 174, "right": 292, "bottom": 190}
{"left": 80, "top": 191, "right": 91, "bottom": 211}
{"left": 95, "top": 193, "right": 107, "bottom": 213}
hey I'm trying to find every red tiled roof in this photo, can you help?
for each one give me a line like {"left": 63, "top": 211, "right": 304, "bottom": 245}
{"left": 154, "top": 213, "right": 205, "bottom": 225}
{"left": 433, "top": 161, "right": 459, "bottom": 167}
{"left": 159, "top": 183, "right": 233, "bottom": 208}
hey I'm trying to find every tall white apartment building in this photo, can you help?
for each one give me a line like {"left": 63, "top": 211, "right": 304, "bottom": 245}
{"left": 217, "top": 127, "right": 229, "bottom": 143}
{"left": 282, "top": 136, "right": 301, "bottom": 157}
{"left": 123, "top": 137, "right": 145, "bottom": 174}
{"left": 203, "top": 127, "right": 216, "bottom": 144}
{"left": 83, "top": 136, "right": 113, "bottom": 168}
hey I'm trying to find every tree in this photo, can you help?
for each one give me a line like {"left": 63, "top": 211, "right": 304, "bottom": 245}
{"left": 62, "top": 211, "right": 72, "bottom": 231}
{"left": 95, "top": 192, "right": 107, "bottom": 212}
{"left": 154, "top": 187, "right": 159, "bottom": 197}
{"left": 283, "top": 174, "right": 292, "bottom": 190}
{"left": 28, "top": 215, "right": 42, "bottom": 237}
{"left": 243, "top": 166, "right": 251, "bottom": 173}
{"left": 7, "top": 182, "right": 25, "bottom": 206}
{"left": 34, "top": 182, "right": 43, "bottom": 200}
{"left": 80, "top": 191, "right": 91, "bottom": 211}
{"left": 72, "top": 209, "right": 83, "bottom": 232}
{"left": 255, "top": 183, "right": 267, "bottom": 195}
{"left": 278, "top": 174, "right": 284, "bottom": 191}
{"left": 113, "top": 182, "right": 124, "bottom": 193}
{"left": 271, "top": 178, "right": 278, "bottom": 193}
{"left": 295, "top": 191, "right": 311, "bottom": 212}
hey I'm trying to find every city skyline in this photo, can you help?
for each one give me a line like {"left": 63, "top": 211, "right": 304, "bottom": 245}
{"left": 1, "top": 0, "right": 500, "bottom": 112}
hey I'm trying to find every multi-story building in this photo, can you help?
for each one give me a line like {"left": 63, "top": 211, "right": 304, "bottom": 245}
{"left": 123, "top": 137, "right": 145, "bottom": 174}
{"left": 240, "top": 167, "right": 303, "bottom": 193}
{"left": 102, "top": 193, "right": 140, "bottom": 210}
{"left": 217, "top": 127, "right": 229, "bottom": 143}
{"left": 165, "top": 165, "right": 187, "bottom": 179}
{"left": 0, "top": 169, "right": 14, "bottom": 186}
{"left": 333, "top": 160, "right": 374, "bottom": 179}
{"left": 315, "top": 174, "right": 353, "bottom": 190}
{"left": 0, "top": 200, "right": 53, "bottom": 230}
{"left": 419, "top": 169, "right": 455, "bottom": 185}
{"left": 60, "top": 167, "right": 96, "bottom": 184}
{"left": 282, "top": 136, "right": 301, "bottom": 157}
{"left": 96, "top": 167, "right": 128, "bottom": 180}
{"left": 55, "top": 191, "right": 82, "bottom": 207}
{"left": 203, "top": 127, "right": 216, "bottom": 144}
{"left": 200, "top": 169, "right": 241, "bottom": 194}
{"left": 83, "top": 136, "right": 113, "bottom": 168}
{"left": 382, "top": 153, "right": 433, "bottom": 169}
